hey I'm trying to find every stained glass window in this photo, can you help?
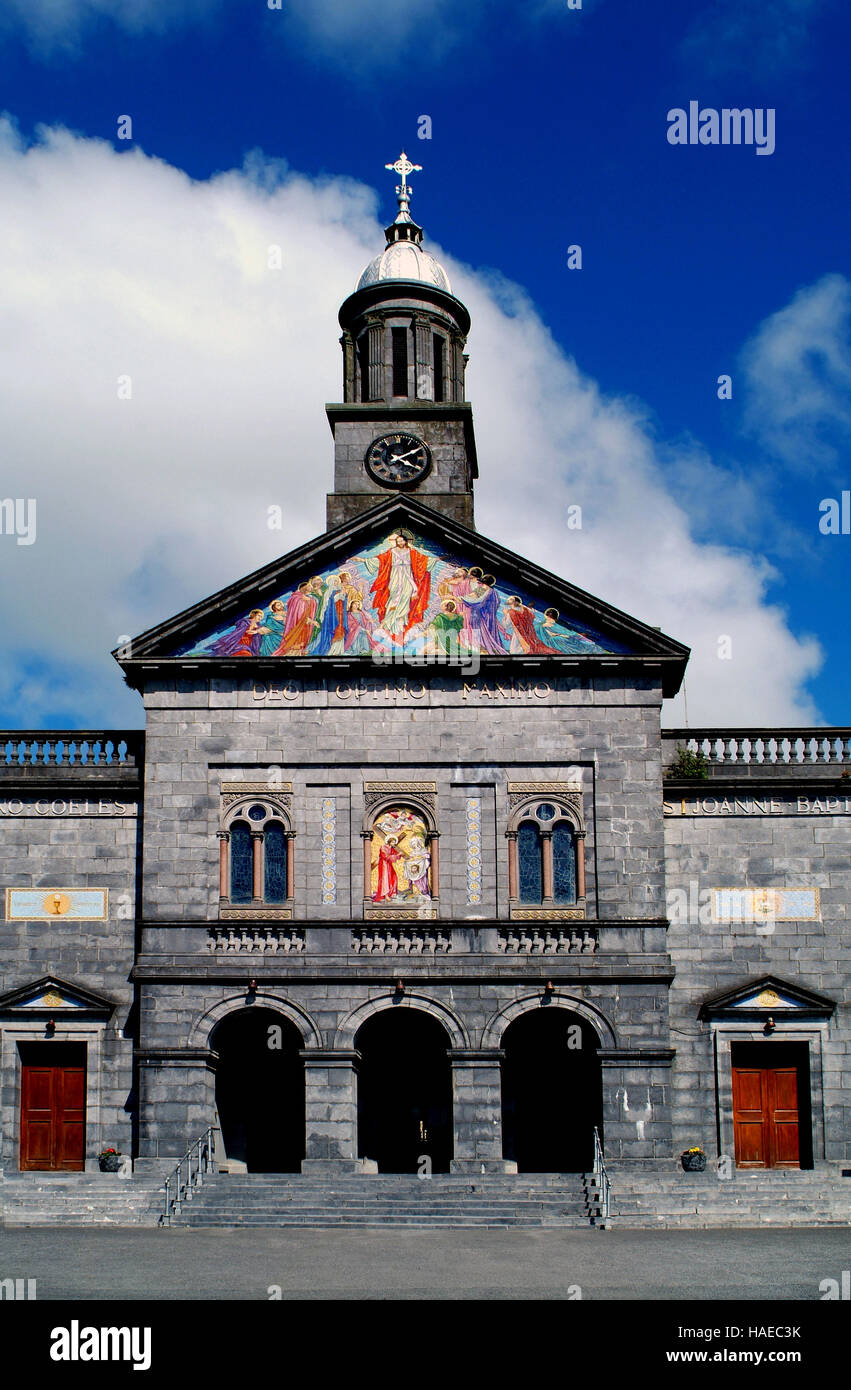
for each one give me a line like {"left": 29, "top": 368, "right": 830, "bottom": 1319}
{"left": 517, "top": 821, "right": 543, "bottom": 904}
{"left": 229, "top": 820, "right": 252, "bottom": 903}
{"left": 553, "top": 821, "right": 577, "bottom": 903}
{"left": 264, "top": 822, "right": 288, "bottom": 903}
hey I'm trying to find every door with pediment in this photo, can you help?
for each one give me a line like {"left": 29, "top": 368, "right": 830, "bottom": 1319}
{"left": 19, "top": 1042, "right": 86, "bottom": 1171}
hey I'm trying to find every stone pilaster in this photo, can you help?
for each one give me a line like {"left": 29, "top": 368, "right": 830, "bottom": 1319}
{"left": 135, "top": 1048, "right": 217, "bottom": 1171}
{"left": 448, "top": 1049, "right": 517, "bottom": 1173}
{"left": 300, "top": 1049, "right": 376, "bottom": 1174}
{"left": 598, "top": 1048, "right": 676, "bottom": 1164}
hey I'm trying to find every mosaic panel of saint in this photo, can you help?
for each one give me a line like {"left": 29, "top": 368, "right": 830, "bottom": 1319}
{"left": 370, "top": 808, "right": 432, "bottom": 904}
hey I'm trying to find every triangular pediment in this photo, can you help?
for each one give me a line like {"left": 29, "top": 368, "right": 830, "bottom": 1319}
{"left": 0, "top": 975, "right": 116, "bottom": 1016}
{"left": 698, "top": 975, "right": 835, "bottom": 1020}
{"left": 116, "top": 498, "right": 689, "bottom": 693}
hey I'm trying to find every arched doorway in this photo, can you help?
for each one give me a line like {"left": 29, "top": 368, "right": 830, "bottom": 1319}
{"left": 501, "top": 1008, "right": 602, "bottom": 1172}
{"left": 355, "top": 1008, "right": 453, "bottom": 1173}
{"left": 211, "top": 1008, "right": 305, "bottom": 1173}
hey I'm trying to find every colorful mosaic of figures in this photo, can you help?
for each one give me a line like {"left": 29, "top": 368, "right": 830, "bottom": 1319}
{"left": 370, "top": 808, "right": 432, "bottom": 904}
{"left": 187, "top": 530, "right": 621, "bottom": 658}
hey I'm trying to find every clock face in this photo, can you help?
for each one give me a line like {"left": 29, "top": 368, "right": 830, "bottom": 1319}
{"left": 364, "top": 433, "right": 431, "bottom": 487}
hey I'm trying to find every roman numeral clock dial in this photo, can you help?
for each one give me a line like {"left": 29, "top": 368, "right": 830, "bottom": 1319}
{"left": 364, "top": 433, "right": 432, "bottom": 487}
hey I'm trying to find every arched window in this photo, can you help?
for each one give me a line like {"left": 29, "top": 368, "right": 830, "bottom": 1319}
{"left": 229, "top": 821, "right": 253, "bottom": 904}
{"left": 517, "top": 821, "right": 543, "bottom": 904}
{"left": 553, "top": 821, "right": 577, "bottom": 904}
{"left": 263, "top": 821, "right": 288, "bottom": 903}
{"left": 507, "top": 798, "right": 585, "bottom": 912}
{"left": 220, "top": 801, "right": 294, "bottom": 910}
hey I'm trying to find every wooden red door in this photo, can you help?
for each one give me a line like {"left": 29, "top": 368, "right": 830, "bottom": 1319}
{"left": 732, "top": 1063, "right": 800, "bottom": 1169}
{"left": 20, "top": 1047, "right": 86, "bottom": 1171}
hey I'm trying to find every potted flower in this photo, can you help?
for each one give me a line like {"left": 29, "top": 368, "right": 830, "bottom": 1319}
{"left": 98, "top": 1147, "right": 123, "bottom": 1173}
{"left": 681, "top": 1146, "right": 707, "bottom": 1172}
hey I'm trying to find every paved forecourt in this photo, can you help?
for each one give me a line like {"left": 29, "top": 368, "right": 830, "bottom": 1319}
{"left": 0, "top": 1226, "right": 846, "bottom": 1300}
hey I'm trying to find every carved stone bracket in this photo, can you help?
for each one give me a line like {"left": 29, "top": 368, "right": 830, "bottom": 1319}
{"left": 363, "top": 782, "right": 437, "bottom": 814}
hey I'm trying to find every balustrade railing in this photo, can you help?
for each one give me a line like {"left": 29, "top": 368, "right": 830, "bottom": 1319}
{"left": 498, "top": 925, "right": 597, "bottom": 954}
{"left": 208, "top": 925, "right": 305, "bottom": 953}
{"left": 663, "top": 728, "right": 851, "bottom": 767}
{"left": 0, "top": 731, "right": 144, "bottom": 768}
{"left": 352, "top": 925, "right": 452, "bottom": 954}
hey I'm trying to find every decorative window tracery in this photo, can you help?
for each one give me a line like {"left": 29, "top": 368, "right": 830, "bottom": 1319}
{"left": 218, "top": 795, "right": 295, "bottom": 916}
{"left": 506, "top": 787, "right": 586, "bottom": 919}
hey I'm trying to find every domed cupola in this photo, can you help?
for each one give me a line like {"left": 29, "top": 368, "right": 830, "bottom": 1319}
{"left": 326, "top": 153, "right": 478, "bottom": 532}
{"left": 337, "top": 152, "right": 471, "bottom": 408}
{"left": 356, "top": 156, "right": 452, "bottom": 292}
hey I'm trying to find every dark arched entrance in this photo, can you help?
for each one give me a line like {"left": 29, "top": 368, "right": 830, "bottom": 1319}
{"left": 501, "top": 1008, "right": 602, "bottom": 1172}
{"left": 355, "top": 1008, "right": 453, "bottom": 1173}
{"left": 212, "top": 1008, "right": 305, "bottom": 1173}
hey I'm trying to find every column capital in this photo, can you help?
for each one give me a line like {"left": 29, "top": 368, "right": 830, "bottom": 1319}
{"left": 299, "top": 1048, "right": 362, "bottom": 1066}
{"left": 447, "top": 1049, "right": 506, "bottom": 1065}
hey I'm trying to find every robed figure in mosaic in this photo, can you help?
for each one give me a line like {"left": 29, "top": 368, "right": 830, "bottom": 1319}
{"left": 360, "top": 534, "right": 432, "bottom": 641}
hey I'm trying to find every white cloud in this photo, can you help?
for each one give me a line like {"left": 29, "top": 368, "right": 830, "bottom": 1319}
{"left": 1, "top": 0, "right": 480, "bottom": 60}
{"left": 1, "top": 0, "right": 576, "bottom": 63}
{"left": 0, "top": 120, "right": 823, "bottom": 728}
{"left": 1, "top": 0, "right": 220, "bottom": 52}
{"left": 680, "top": 0, "right": 826, "bottom": 77}
{"left": 740, "top": 273, "right": 851, "bottom": 471}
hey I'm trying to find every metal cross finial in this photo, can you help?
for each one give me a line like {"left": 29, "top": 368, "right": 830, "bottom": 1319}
{"left": 385, "top": 150, "right": 422, "bottom": 192}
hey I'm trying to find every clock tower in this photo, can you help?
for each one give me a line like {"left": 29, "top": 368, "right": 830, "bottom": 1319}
{"left": 326, "top": 153, "right": 478, "bottom": 531}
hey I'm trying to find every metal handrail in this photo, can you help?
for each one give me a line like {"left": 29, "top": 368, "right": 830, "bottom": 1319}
{"left": 160, "top": 1126, "right": 218, "bottom": 1226}
{"left": 592, "top": 1126, "right": 611, "bottom": 1228}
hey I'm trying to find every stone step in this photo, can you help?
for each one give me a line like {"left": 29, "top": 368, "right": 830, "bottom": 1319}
{"left": 173, "top": 1200, "right": 584, "bottom": 1212}
{"left": 170, "top": 1171, "right": 593, "bottom": 1228}
{"left": 176, "top": 1214, "right": 586, "bottom": 1228}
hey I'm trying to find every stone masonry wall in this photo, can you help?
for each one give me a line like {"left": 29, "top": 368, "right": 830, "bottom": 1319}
{"left": 140, "top": 673, "right": 667, "bottom": 922}
{"left": 0, "top": 796, "right": 140, "bottom": 1166}
{"left": 664, "top": 800, "right": 851, "bottom": 1161}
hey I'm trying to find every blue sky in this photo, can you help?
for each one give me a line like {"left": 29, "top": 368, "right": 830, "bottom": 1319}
{"left": 0, "top": 0, "right": 849, "bottom": 727}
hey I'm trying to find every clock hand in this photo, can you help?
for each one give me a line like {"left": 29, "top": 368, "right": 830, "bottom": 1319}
{"left": 389, "top": 447, "right": 423, "bottom": 462}
{"left": 388, "top": 454, "right": 421, "bottom": 467}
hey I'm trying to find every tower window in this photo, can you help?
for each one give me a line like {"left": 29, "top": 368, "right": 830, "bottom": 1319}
{"left": 358, "top": 335, "right": 371, "bottom": 402}
{"left": 392, "top": 327, "right": 409, "bottom": 397}
{"left": 433, "top": 334, "right": 445, "bottom": 402}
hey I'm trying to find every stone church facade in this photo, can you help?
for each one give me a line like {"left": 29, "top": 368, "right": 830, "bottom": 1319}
{"left": 1, "top": 159, "right": 848, "bottom": 1216}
